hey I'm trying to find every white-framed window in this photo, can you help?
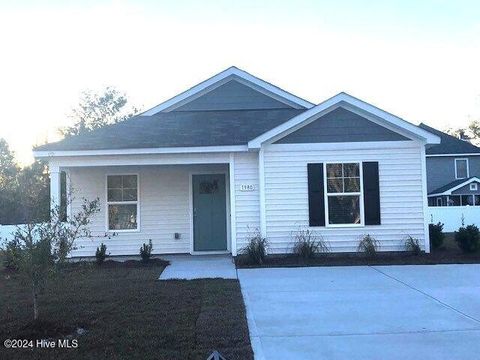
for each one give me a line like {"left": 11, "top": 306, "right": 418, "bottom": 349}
{"left": 455, "top": 158, "right": 469, "bottom": 179}
{"left": 436, "top": 197, "right": 443, "bottom": 207}
{"left": 325, "top": 162, "right": 363, "bottom": 226}
{"left": 470, "top": 183, "right": 478, "bottom": 191}
{"left": 107, "top": 174, "right": 139, "bottom": 231}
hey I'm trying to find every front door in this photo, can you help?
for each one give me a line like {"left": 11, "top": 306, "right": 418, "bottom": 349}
{"left": 192, "top": 174, "right": 227, "bottom": 251}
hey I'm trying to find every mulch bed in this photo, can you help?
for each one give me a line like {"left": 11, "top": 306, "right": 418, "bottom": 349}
{"left": 236, "top": 235, "right": 480, "bottom": 268}
{"left": 236, "top": 250, "right": 480, "bottom": 268}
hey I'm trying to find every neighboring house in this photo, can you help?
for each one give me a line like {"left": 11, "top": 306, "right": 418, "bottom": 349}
{"left": 419, "top": 123, "right": 480, "bottom": 207}
{"left": 33, "top": 67, "right": 440, "bottom": 256}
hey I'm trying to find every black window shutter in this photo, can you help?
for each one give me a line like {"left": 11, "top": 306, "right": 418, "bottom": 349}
{"left": 307, "top": 163, "right": 325, "bottom": 226}
{"left": 363, "top": 162, "right": 381, "bottom": 225}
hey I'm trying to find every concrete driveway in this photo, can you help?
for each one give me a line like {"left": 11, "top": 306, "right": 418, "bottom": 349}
{"left": 238, "top": 265, "right": 480, "bottom": 360}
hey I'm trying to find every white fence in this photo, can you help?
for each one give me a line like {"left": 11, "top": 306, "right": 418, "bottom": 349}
{"left": 428, "top": 207, "right": 480, "bottom": 232}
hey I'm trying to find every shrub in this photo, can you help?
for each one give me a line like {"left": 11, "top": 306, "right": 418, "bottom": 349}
{"left": 140, "top": 239, "right": 153, "bottom": 263}
{"left": 241, "top": 230, "right": 268, "bottom": 265}
{"left": 95, "top": 243, "right": 108, "bottom": 265}
{"left": 429, "top": 222, "right": 445, "bottom": 249}
{"left": 1, "top": 238, "right": 23, "bottom": 270}
{"left": 404, "top": 235, "right": 421, "bottom": 255}
{"left": 357, "top": 234, "right": 379, "bottom": 258}
{"left": 292, "top": 227, "right": 329, "bottom": 260}
{"left": 455, "top": 225, "right": 480, "bottom": 254}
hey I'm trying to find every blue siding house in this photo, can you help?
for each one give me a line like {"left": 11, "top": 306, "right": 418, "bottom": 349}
{"left": 419, "top": 123, "right": 480, "bottom": 207}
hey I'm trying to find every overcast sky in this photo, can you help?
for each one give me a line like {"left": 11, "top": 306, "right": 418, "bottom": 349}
{"left": 1, "top": 0, "right": 479, "bottom": 164}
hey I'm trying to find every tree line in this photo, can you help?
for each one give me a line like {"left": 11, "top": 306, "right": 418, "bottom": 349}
{"left": 0, "top": 141, "right": 50, "bottom": 224}
{"left": 0, "top": 87, "right": 139, "bottom": 225}
{"left": 446, "top": 118, "right": 480, "bottom": 145}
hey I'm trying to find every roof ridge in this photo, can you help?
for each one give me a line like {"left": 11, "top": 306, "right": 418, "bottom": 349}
{"left": 166, "top": 107, "right": 304, "bottom": 114}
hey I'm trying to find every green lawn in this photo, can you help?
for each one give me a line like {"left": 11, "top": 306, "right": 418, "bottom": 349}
{"left": 0, "top": 261, "right": 253, "bottom": 360}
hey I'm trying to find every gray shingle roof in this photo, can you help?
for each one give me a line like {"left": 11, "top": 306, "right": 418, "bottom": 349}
{"left": 419, "top": 123, "right": 480, "bottom": 155}
{"left": 428, "top": 177, "right": 479, "bottom": 195}
{"left": 35, "top": 108, "right": 305, "bottom": 151}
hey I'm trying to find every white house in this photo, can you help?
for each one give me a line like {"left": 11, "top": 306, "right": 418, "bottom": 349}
{"left": 33, "top": 67, "right": 440, "bottom": 257}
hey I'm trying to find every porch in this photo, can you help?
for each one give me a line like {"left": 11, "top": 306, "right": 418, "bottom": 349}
{"left": 49, "top": 152, "right": 239, "bottom": 258}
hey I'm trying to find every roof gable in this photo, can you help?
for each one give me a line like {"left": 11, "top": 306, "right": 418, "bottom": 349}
{"left": 173, "top": 79, "right": 293, "bottom": 111}
{"left": 249, "top": 93, "right": 440, "bottom": 148}
{"left": 419, "top": 123, "right": 480, "bottom": 155}
{"left": 274, "top": 107, "right": 409, "bottom": 144}
{"left": 429, "top": 177, "right": 480, "bottom": 195}
{"left": 142, "top": 66, "right": 314, "bottom": 115}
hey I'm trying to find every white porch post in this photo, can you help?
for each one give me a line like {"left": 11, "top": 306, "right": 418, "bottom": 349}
{"left": 229, "top": 154, "right": 237, "bottom": 256}
{"left": 50, "top": 165, "right": 61, "bottom": 215}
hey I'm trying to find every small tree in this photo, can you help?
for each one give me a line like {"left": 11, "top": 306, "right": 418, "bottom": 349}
{"left": 95, "top": 243, "right": 108, "bottom": 265}
{"left": 140, "top": 240, "right": 153, "bottom": 263}
{"left": 455, "top": 225, "right": 480, "bottom": 254}
{"left": 12, "top": 198, "right": 100, "bottom": 320}
{"left": 429, "top": 222, "right": 445, "bottom": 249}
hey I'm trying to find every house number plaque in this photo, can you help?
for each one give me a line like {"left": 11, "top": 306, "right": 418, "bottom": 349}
{"left": 240, "top": 184, "right": 255, "bottom": 192}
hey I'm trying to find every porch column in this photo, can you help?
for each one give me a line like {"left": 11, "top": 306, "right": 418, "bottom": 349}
{"left": 50, "top": 165, "right": 61, "bottom": 215}
{"left": 229, "top": 154, "right": 237, "bottom": 256}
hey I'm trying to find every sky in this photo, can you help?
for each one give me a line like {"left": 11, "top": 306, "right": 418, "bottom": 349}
{"left": 0, "top": 0, "right": 479, "bottom": 165}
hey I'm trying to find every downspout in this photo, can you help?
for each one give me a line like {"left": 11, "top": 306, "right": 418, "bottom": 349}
{"left": 420, "top": 145, "right": 431, "bottom": 253}
{"left": 259, "top": 148, "right": 267, "bottom": 239}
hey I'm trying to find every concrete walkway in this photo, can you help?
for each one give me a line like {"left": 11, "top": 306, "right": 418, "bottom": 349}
{"left": 159, "top": 254, "right": 236, "bottom": 280}
{"left": 238, "top": 264, "right": 480, "bottom": 360}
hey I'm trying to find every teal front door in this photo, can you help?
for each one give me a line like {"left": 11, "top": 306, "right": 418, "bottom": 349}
{"left": 192, "top": 174, "right": 227, "bottom": 251}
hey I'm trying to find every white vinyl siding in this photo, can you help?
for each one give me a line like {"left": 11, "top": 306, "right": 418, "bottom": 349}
{"left": 262, "top": 142, "right": 426, "bottom": 253}
{"left": 233, "top": 152, "right": 261, "bottom": 251}
{"left": 63, "top": 143, "right": 427, "bottom": 256}
{"left": 68, "top": 164, "right": 228, "bottom": 257}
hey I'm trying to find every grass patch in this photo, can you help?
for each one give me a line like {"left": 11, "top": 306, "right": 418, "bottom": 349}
{"left": 0, "top": 260, "right": 252, "bottom": 360}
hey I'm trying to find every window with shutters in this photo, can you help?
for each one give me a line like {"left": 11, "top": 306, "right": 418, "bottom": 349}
{"left": 325, "top": 163, "right": 363, "bottom": 226}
